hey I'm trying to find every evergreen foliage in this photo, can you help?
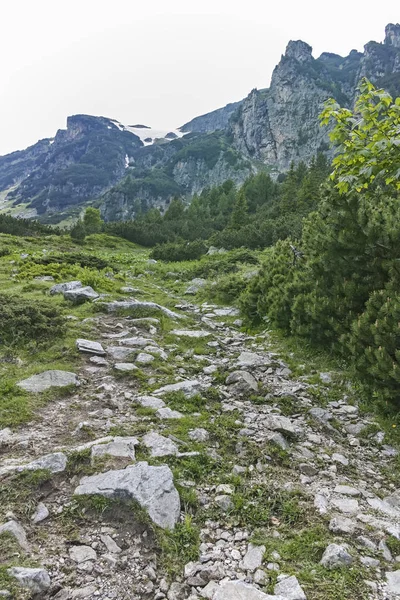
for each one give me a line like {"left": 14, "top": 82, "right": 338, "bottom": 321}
{"left": 242, "top": 79, "right": 400, "bottom": 404}
{"left": 83, "top": 207, "right": 103, "bottom": 234}
{"left": 70, "top": 219, "right": 86, "bottom": 242}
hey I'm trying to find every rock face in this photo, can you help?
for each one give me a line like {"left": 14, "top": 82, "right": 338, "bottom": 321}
{"left": 2, "top": 25, "right": 399, "bottom": 223}
{"left": 74, "top": 462, "right": 180, "bottom": 529}
{"left": 17, "top": 370, "right": 79, "bottom": 393}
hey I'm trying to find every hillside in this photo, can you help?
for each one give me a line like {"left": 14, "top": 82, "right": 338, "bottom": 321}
{"left": 1, "top": 232, "right": 400, "bottom": 599}
{"left": 0, "top": 24, "right": 399, "bottom": 224}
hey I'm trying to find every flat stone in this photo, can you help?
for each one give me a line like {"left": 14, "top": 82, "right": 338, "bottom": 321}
{"left": 214, "top": 307, "right": 240, "bottom": 317}
{"left": 0, "top": 521, "right": 29, "bottom": 551}
{"left": 17, "top": 370, "right": 78, "bottom": 393}
{"left": 241, "top": 544, "right": 265, "bottom": 571}
{"left": 100, "top": 534, "right": 121, "bottom": 554}
{"left": 237, "top": 352, "right": 267, "bottom": 368}
{"left": 320, "top": 544, "right": 353, "bottom": 569}
{"left": 90, "top": 356, "right": 108, "bottom": 366}
{"left": 367, "top": 497, "right": 400, "bottom": 518}
{"left": 200, "top": 581, "right": 220, "bottom": 599}
{"left": 69, "top": 545, "right": 97, "bottom": 563}
{"left": 334, "top": 485, "right": 360, "bottom": 496}
{"left": 203, "top": 365, "right": 218, "bottom": 375}
{"left": 171, "top": 329, "right": 211, "bottom": 338}
{"left": 114, "top": 363, "right": 138, "bottom": 372}
{"left": 385, "top": 490, "right": 400, "bottom": 509}
{"left": 18, "top": 452, "right": 67, "bottom": 474}
{"left": 154, "top": 379, "right": 204, "bottom": 398}
{"left": 107, "top": 346, "right": 135, "bottom": 361}
{"left": 386, "top": 570, "right": 400, "bottom": 594}
{"left": 274, "top": 576, "right": 306, "bottom": 600}
{"left": 64, "top": 286, "right": 99, "bottom": 303}
{"left": 329, "top": 516, "right": 356, "bottom": 534}
{"left": 135, "top": 395, "right": 166, "bottom": 409}
{"left": 50, "top": 281, "right": 82, "bottom": 295}
{"left": 31, "top": 503, "right": 49, "bottom": 524}
{"left": 214, "top": 580, "right": 284, "bottom": 599}
{"left": 215, "top": 495, "right": 233, "bottom": 511}
{"left": 7, "top": 567, "right": 50, "bottom": 594}
{"left": 226, "top": 371, "right": 258, "bottom": 392}
{"left": 71, "top": 585, "right": 97, "bottom": 598}
{"left": 263, "top": 415, "right": 297, "bottom": 437}
{"left": 76, "top": 339, "right": 106, "bottom": 356}
{"left": 143, "top": 432, "right": 179, "bottom": 457}
{"left": 103, "top": 300, "right": 184, "bottom": 320}
{"left": 330, "top": 497, "right": 359, "bottom": 514}
{"left": 309, "top": 407, "right": 332, "bottom": 423}
{"left": 332, "top": 453, "right": 349, "bottom": 466}
{"left": 120, "top": 336, "right": 153, "bottom": 347}
{"left": 91, "top": 437, "right": 138, "bottom": 461}
{"left": 156, "top": 408, "right": 184, "bottom": 420}
{"left": 74, "top": 462, "right": 180, "bottom": 529}
{"left": 136, "top": 352, "right": 155, "bottom": 365}
{"left": 360, "top": 556, "right": 380, "bottom": 567}
{"left": 268, "top": 432, "right": 290, "bottom": 450}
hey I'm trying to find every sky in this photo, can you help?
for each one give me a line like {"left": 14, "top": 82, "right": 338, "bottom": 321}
{"left": 0, "top": 0, "right": 399, "bottom": 156}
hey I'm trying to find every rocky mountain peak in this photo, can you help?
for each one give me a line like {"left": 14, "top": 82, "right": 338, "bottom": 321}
{"left": 285, "top": 39, "right": 313, "bottom": 63}
{"left": 385, "top": 23, "right": 400, "bottom": 48}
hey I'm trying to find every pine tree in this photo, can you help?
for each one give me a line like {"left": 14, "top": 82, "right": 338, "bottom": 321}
{"left": 229, "top": 190, "right": 249, "bottom": 229}
{"left": 83, "top": 207, "right": 103, "bottom": 234}
{"left": 70, "top": 220, "right": 86, "bottom": 242}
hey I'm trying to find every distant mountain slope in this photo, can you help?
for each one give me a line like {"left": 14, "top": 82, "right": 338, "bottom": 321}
{"left": 0, "top": 23, "right": 399, "bottom": 223}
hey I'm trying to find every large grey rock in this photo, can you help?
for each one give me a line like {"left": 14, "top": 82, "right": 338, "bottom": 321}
{"left": 214, "top": 580, "right": 284, "bottom": 599}
{"left": 330, "top": 497, "right": 359, "bottom": 514}
{"left": 74, "top": 462, "right": 180, "bottom": 529}
{"left": 91, "top": 437, "right": 138, "bottom": 461}
{"left": 64, "top": 286, "right": 99, "bottom": 303}
{"left": 386, "top": 570, "right": 400, "bottom": 595}
{"left": 7, "top": 567, "right": 50, "bottom": 594}
{"left": 50, "top": 280, "right": 82, "bottom": 295}
{"left": 120, "top": 336, "right": 153, "bottom": 347}
{"left": 154, "top": 379, "right": 204, "bottom": 397}
{"left": 320, "top": 544, "right": 353, "bottom": 569}
{"left": 226, "top": 370, "right": 258, "bottom": 392}
{"left": 76, "top": 339, "right": 105, "bottom": 356}
{"left": 143, "top": 432, "right": 179, "bottom": 457}
{"left": 0, "top": 521, "right": 29, "bottom": 551}
{"left": 274, "top": 576, "right": 306, "bottom": 600}
{"left": 240, "top": 544, "right": 265, "bottom": 571}
{"left": 32, "top": 502, "right": 49, "bottom": 524}
{"left": 136, "top": 352, "right": 155, "bottom": 365}
{"left": 329, "top": 516, "right": 356, "bottom": 534}
{"left": 135, "top": 395, "right": 166, "bottom": 409}
{"left": 17, "top": 370, "right": 78, "bottom": 393}
{"left": 102, "top": 300, "right": 184, "bottom": 320}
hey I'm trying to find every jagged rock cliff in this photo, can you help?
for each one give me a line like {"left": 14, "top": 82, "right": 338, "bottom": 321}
{"left": 0, "top": 23, "right": 399, "bottom": 223}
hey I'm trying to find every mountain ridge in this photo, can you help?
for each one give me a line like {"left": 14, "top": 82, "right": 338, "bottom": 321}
{"left": 0, "top": 23, "right": 399, "bottom": 224}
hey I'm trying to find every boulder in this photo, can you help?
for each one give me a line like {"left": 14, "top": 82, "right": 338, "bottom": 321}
{"left": 64, "top": 286, "right": 99, "bottom": 303}
{"left": 7, "top": 567, "right": 50, "bottom": 594}
{"left": 76, "top": 339, "right": 105, "bottom": 356}
{"left": 320, "top": 544, "right": 353, "bottom": 569}
{"left": 69, "top": 545, "right": 97, "bottom": 563}
{"left": 136, "top": 352, "right": 155, "bottom": 365}
{"left": 17, "top": 370, "right": 78, "bottom": 393}
{"left": 263, "top": 414, "right": 298, "bottom": 437}
{"left": 74, "top": 462, "right": 180, "bottom": 529}
{"left": 18, "top": 452, "right": 67, "bottom": 474}
{"left": 50, "top": 281, "right": 82, "bottom": 295}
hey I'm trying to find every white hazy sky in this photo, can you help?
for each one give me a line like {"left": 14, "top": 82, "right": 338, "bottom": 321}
{"left": 0, "top": 0, "right": 399, "bottom": 156}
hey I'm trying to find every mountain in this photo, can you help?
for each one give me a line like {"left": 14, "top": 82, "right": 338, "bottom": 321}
{"left": 0, "top": 23, "right": 399, "bottom": 224}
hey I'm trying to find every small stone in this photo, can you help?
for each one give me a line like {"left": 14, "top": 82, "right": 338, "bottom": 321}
{"left": 226, "top": 370, "right": 258, "bottom": 392}
{"left": 31, "top": 503, "right": 49, "bottom": 524}
{"left": 320, "top": 544, "right": 353, "bottom": 569}
{"left": 114, "top": 362, "right": 138, "bottom": 372}
{"left": 90, "top": 356, "right": 108, "bottom": 366}
{"left": 264, "top": 414, "right": 298, "bottom": 437}
{"left": 274, "top": 575, "right": 306, "bottom": 600}
{"left": 91, "top": 437, "right": 138, "bottom": 461}
{"left": 334, "top": 485, "right": 360, "bottom": 496}
{"left": 241, "top": 544, "right": 265, "bottom": 571}
{"left": 299, "top": 464, "right": 318, "bottom": 477}
{"left": 254, "top": 569, "right": 268, "bottom": 585}
{"left": 156, "top": 408, "right": 184, "bottom": 420}
{"left": 7, "top": 567, "right": 50, "bottom": 594}
{"left": 329, "top": 516, "right": 356, "bottom": 534}
{"left": 154, "top": 379, "right": 205, "bottom": 398}
{"left": 330, "top": 497, "right": 359, "bottom": 514}
{"left": 215, "top": 495, "right": 233, "bottom": 511}
{"left": 203, "top": 365, "right": 218, "bottom": 375}
{"left": 100, "top": 534, "right": 121, "bottom": 554}
{"left": 189, "top": 428, "right": 209, "bottom": 442}
{"left": 360, "top": 556, "right": 380, "bottom": 567}
{"left": 237, "top": 352, "right": 267, "bottom": 367}
{"left": 135, "top": 395, "right": 166, "bottom": 409}
{"left": 143, "top": 432, "right": 179, "bottom": 457}
{"left": 332, "top": 453, "right": 349, "bottom": 466}
{"left": 136, "top": 352, "right": 155, "bottom": 365}
{"left": 215, "top": 484, "right": 234, "bottom": 495}
{"left": 76, "top": 339, "right": 105, "bottom": 356}
{"left": 171, "top": 329, "right": 210, "bottom": 338}
{"left": 0, "top": 521, "right": 29, "bottom": 551}
{"left": 69, "top": 545, "right": 97, "bottom": 563}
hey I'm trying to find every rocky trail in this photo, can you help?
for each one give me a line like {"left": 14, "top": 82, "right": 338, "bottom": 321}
{"left": 2, "top": 287, "right": 400, "bottom": 600}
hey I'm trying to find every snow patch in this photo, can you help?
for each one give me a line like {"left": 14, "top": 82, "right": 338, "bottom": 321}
{"left": 125, "top": 154, "right": 129, "bottom": 169}
{"left": 107, "top": 118, "right": 187, "bottom": 146}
